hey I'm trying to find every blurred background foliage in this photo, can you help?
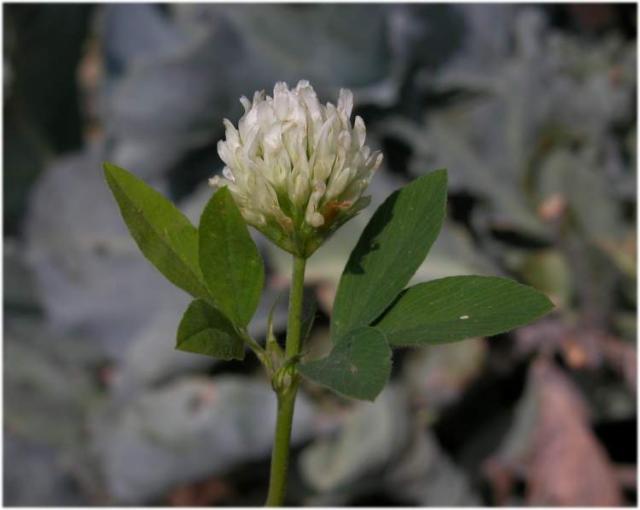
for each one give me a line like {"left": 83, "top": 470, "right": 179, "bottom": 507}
{"left": 3, "top": 3, "right": 637, "bottom": 506}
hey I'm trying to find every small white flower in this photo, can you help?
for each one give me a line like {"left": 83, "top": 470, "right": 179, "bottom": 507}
{"left": 210, "top": 80, "right": 383, "bottom": 256}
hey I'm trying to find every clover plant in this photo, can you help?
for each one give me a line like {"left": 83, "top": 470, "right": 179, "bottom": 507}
{"left": 104, "top": 81, "right": 553, "bottom": 506}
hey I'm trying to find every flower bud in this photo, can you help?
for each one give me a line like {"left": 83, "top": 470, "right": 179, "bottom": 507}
{"left": 210, "top": 80, "right": 383, "bottom": 257}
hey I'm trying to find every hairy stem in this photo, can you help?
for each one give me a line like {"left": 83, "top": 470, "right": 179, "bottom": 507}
{"left": 265, "top": 255, "right": 306, "bottom": 506}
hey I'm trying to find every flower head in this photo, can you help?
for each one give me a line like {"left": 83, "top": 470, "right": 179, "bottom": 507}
{"left": 210, "top": 80, "right": 383, "bottom": 257}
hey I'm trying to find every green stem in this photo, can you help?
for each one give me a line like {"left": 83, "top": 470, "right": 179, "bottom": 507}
{"left": 265, "top": 255, "right": 306, "bottom": 506}
{"left": 285, "top": 256, "right": 306, "bottom": 359}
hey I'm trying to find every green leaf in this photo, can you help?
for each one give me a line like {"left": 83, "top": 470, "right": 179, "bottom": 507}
{"left": 176, "top": 299, "right": 245, "bottom": 360}
{"left": 199, "top": 187, "right": 264, "bottom": 326}
{"left": 376, "top": 276, "right": 554, "bottom": 346}
{"left": 103, "top": 162, "right": 209, "bottom": 299}
{"left": 331, "top": 170, "right": 448, "bottom": 341}
{"left": 298, "top": 327, "right": 391, "bottom": 401}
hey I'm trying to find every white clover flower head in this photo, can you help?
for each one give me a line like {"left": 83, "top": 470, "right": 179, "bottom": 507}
{"left": 209, "top": 80, "right": 383, "bottom": 257}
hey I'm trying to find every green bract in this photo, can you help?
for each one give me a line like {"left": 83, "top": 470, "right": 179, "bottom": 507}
{"left": 104, "top": 161, "right": 553, "bottom": 403}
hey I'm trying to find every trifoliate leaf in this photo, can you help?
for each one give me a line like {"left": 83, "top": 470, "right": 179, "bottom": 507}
{"left": 331, "top": 170, "right": 447, "bottom": 341}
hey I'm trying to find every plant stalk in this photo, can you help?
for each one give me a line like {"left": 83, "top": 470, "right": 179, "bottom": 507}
{"left": 265, "top": 255, "right": 306, "bottom": 506}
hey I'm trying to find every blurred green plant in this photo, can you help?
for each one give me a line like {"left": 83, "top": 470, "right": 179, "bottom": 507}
{"left": 103, "top": 81, "right": 552, "bottom": 506}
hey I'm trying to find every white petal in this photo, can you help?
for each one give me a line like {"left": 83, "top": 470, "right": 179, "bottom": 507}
{"left": 305, "top": 181, "right": 326, "bottom": 227}
{"left": 208, "top": 175, "right": 222, "bottom": 188}
{"left": 273, "top": 82, "right": 290, "bottom": 119}
{"left": 326, "top": 166, "right": 353, "bottom": 200}
{"left": 223, "top": 119, "right": 240, "bottom": 146}
{"left": 299, "top": 83, "right": 323, "bottom": 124}
{"left": 240, "top": 96, "right": 252, "bottom": 113}
{"left": 366, "top": 151, "right": 383, "bottom": 172}
{"left": 291, "top": 173, "right": 309, "bottom": 207}
{"left": 353, "top": 116, "right": 366, "bottom": 147}
{"left": 217, "top": 140, "right": 233, "bottom": 167}
{"left": 222, "top": 167, "right": 235, "bottom": 181}
{"left": 337, "top": 88, "right": 353, "bottom": 119}
{"left": 263, "top": 123, "right": 282, "bottom": 154}
{"left": 307, "top": 212, "right": 324, "bottom": 227}
{"left": 295, "top": 79, "right": 310, "bottom": 91}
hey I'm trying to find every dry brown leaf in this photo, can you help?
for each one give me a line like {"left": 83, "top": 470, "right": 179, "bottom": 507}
{"left": 526, "top": 358, "right": 623, "bottom": 506}
{"left": 515, "top": 318, "right": 636, "bottom": 388}
{"left": 601, "top": 336, "right": 637, "bottom": 393}
{"left": 537, "top": 193, "right": 567, "bottom": 222}
{"left": 485, "top": 357, "right": 626, "bottom": 505}
{"left": 166, "top": 477, "right": 233, "bottom": 506}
